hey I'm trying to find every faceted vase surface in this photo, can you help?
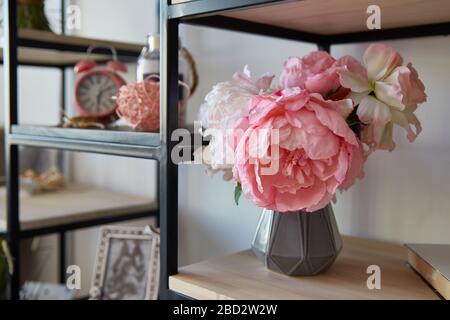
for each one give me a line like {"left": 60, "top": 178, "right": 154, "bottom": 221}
{"left": 251, "top": 204, "right": 343, "bottom": 276}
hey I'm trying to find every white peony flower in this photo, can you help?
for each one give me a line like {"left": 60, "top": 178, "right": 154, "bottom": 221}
{"left": 197, "top": 66, "right": 275, "bottom": 178}
{"left": 199, "top": 65, "right": 274, "bottom": 129}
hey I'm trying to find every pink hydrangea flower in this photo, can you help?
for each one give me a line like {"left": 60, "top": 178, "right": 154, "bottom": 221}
{"left": 231, "top": 88, "right": 364, "bottom": 212}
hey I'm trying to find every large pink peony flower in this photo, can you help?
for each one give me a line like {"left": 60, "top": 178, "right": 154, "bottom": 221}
{"left": 231, "top": 88, "right": 364, "bottom": 212}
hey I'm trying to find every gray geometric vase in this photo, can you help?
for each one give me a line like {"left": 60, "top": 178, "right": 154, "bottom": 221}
{"left": 251, "top": 204, "right": 343, "bottom": 276}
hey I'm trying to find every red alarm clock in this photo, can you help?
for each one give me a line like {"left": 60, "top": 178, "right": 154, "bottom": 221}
{"left": 74, "top": 45, "right": 128, "bottom": 124}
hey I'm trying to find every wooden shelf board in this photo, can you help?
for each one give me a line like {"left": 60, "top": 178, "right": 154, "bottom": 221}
{"left": 17, "top": 29, "right": 142, "bottom": 54}
{"left": 169, "top": 236, "right": 439, "bottom": 300}
{"left": 0, "top": 47, "right": 123, "bottom": 67}
{"left": 218, "top": 0, "right": 450, "bottom": 35}
{"left": 0, "top": 184, "right": 156, "bottom": 232}
{"left": 0, "top": 29, "right": 142, "bottom": 66}
{"left": 224, "top": 0, "right": 450, "bottom": 35}
{"left": 12, "top": 125, "right": 161, "bottom": 148}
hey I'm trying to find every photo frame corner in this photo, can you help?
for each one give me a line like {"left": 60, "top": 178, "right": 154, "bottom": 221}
{"left": 90, "top": 225, "right": 160, "bottom": 300}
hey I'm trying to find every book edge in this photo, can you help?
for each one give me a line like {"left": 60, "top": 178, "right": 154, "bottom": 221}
{"left": 406, "top": 247, "right": 449, "bottom": 300}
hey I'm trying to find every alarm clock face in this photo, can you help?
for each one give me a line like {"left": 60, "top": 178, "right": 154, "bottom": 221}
{"left": 75, "top": 70, "right": 124, "bottom": 117}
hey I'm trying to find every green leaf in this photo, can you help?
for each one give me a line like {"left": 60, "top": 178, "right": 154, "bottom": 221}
{"left": 234, "top": 183, "right": 242, "bottom": 206}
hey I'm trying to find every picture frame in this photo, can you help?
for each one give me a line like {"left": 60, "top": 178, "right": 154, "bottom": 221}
{"left": 90, "top": 225, "right": 160, "bottom": 300}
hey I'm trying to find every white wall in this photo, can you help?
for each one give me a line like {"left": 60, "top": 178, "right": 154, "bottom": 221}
{"left": 4, "top": 0, "right": 450, "bottom": 297}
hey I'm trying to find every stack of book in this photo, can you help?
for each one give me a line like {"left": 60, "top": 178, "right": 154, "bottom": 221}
{"left": 406, "top": 243, "right": 450, "bottom": 299}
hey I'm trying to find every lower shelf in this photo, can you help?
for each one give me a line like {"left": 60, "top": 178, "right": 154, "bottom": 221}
{"left": 169, "top": 236, "right": 439, "bottom": 300}
{"left": 0, "top": 184, "right": 158, "bottom": 237}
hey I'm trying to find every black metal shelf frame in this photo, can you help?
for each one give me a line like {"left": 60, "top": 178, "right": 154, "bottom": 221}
{"left": 159, "top": 0, "right": 450, "bottom": 300}
{"left": 2, "top": 0, "right": 156, "bottom": 300}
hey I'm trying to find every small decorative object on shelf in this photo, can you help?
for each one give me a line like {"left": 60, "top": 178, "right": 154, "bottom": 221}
{"left": 20, "top": 166, "right": 65, "bottom": 195}
{"left": 197, "top": 43, "right": 427, "bottom": 276}
{"left": 115, "top": 77, "right": 160, "bottom": 132}
{"left": 137, "top": 33, "right": 160, "bottom": 82}
{"left": 136, "top": 33, "right": 198, "bottom": 95}
{"left": 115, "top": 75, "right": 190, "bottom": 132}
{"left": 74, "top": 45, "right": 128, "bottom": 125}
{"left": 16, "top": 0, "right": 52, "bottom": 31}
{"left": 61, "top": 112, "right": 105, "bottom": 129}
{"left": 136, "top": 33, "right": 198, "bottom": 126}
{"left": 90, "top": 225, "right": 160, "bottom": 300}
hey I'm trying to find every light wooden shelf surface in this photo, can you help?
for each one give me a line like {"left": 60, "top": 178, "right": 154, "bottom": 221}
{"left": 170, "top": 236, "right": 439, "bottom": 300}
{"left": 0, "top": 47, "right": 112, "bottom": 67}
{"left": 0, "top": 184, "right": 156, "bottom": 232}
{"left": 17, "top": 29, "right": 142, "bottom": 53}
{"left": 172, "top": 0, "right": 450, "bottom": 35}
{"left": 0, "top": 29, "right": 142, "bottom": 66}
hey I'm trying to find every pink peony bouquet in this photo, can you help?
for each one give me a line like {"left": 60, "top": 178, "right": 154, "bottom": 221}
{"left": 197, "top": 43, "right": 427, "bottom": 212}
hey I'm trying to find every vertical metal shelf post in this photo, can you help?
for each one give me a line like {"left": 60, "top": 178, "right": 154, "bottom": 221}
{"left": 159, "top": 0, "right": 180, "bottom": 299}
{"left": 58, "top": 232, "right": 66, "bottom": 283}
{"left": 59, "top": 0, "right": 67, "bottom": 285}
{"left": 4, "top": 0, "right": 20, "bottom": 300}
